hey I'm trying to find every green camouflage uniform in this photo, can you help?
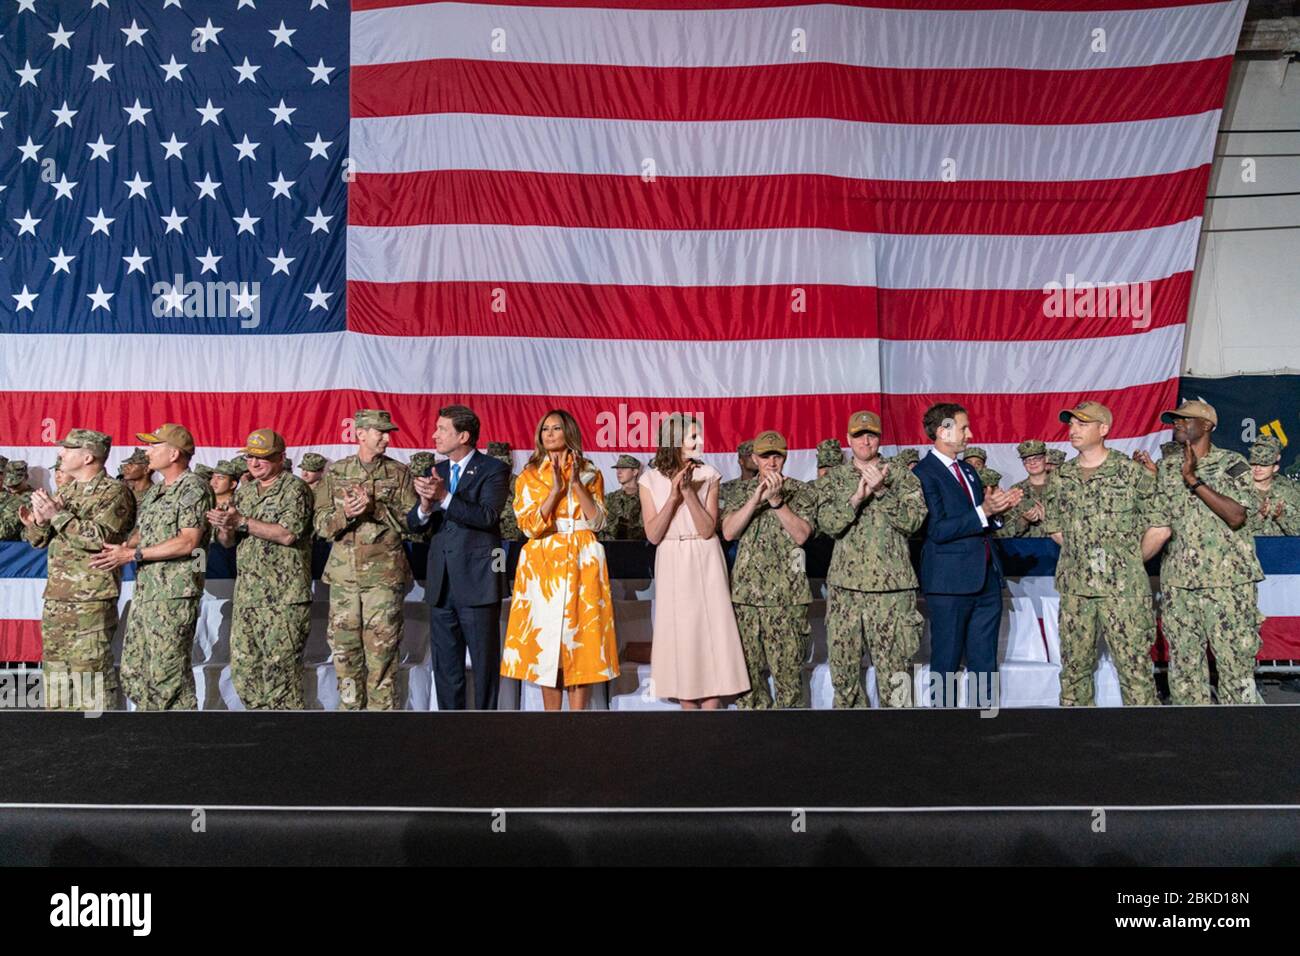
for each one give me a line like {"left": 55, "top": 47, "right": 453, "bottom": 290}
{"left": 599, "top": 488, "right": 644, "bottom": 540}
{"left": 721, "top": 476, "right": 817, "bottom": 709}
{"left": 1151, "top": 448, "right": 1264, "bottom": 705}
{"left": 1043, "top": 452, "right": 1158, "bottom": 706}
{"left": 230, "top": 472, "right": 315, "bottom": 709}
{"left": 314, "top": 454, "right": 419, "bottom": 710}
{"left": 0, "top": 461, "right": 32, "bottom": 540}
{"left": 121, "top": 471, "right": 215, "bottom": 710}
{"left": 814, "top": 460, "right": 927, "bottom": 708}
{"left": 24, "top": 472, "right": 136, "bottom": 710}
{"left": 997, "top": 478, "right": 1054, "bottom": 538}
{"left": 816, "top": 439, "right": 844, "bottom": 472}
{"left": 1244, "top": 439, "right": 1300, "bottom": 537}
{"left": 485, "top": 444, "right": 520, "bottom": 541}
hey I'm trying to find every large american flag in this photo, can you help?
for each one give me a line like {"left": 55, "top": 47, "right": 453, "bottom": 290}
{"left": 1, "top": 0, "right": 1245, "bottom": 483}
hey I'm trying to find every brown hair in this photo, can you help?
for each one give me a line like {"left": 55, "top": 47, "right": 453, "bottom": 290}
{"left": 650, "top": 413, "right": 702, "bottom": 479}
{"left": 527, "top": 409, "right": 591, "bottom": 474}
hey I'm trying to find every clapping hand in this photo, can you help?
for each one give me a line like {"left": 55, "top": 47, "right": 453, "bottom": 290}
{"left": 342, "top": 483, "right": 372, "bottom": 519}
{"left": 414, "top": 471, "right": 446, "bottom": 510}
{"left": 1133, "top": 449, "right": 1156, "bottom": 475}
{"left": 984, "top": 485, "right": 1023, "bottom": 516}
{"left": 1180, "top": 442, "right": 1199, "bottom": 485}
{"left": 1020, "top": 499, "right": 1046, "bottom": 524}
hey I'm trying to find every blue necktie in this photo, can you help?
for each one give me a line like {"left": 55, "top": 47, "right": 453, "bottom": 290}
{"left": 450, "top": 462, "right": 461, "bottom": 494}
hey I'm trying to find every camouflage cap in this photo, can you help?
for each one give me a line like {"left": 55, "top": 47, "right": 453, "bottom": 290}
{"left": 193, "top": 463, "right": 215, "bottom": 481}
{"left": 58, "top": 428, "right": 113, "bottom": 460}
{"left": 354, "top": 408, "right": 399, "bottom": 432}
{"left": 962, "top": 447, "right": 989, "bottom": 463}
{"left": 1046, "top": 449, "right": 1066, "bottom": 466}
{"left": 1058, "top": 400, "right": 1113, "bottom": 427}
{"left": 1160, "top": 399, "right": 1217, "bottom": 427}
{"left": 892, "top": 447, "right": 919, "bottom": 466}
{"left": 51, "top": 457, "right": 61, "bottom": 472}
{"left": 1250, "top": 436, "right": 1282, "bottom": 466}
{"left": 213, "top": 460, "right": 243, "bottom": 479}
{"left": 231, "top": 455, "right": 250, "bottom": 474}
{"left": 123, "top": 448, "right": 150, "bottom": 466}
{"left": 736, "top": 440, "right": 754, "bottom": 457}
{"left": 137, "top": 423, "right": 195, "bottom": 456}
{"left": 614, "top": 454, "right": 642, "bottom": 470}
{"left": 847, "top": 410, "right": 882, "bottom": 437}
{"left": 4, "top": 460, "right": 29, "bottom": 487}
{"left": 485, "top": 441, "right": 512, "bottom": 464}
{"left": 1159, "top": 441, "right": 1181, "bottom": 458}
{"left": 299, "top": 453, "right": 328, "bottom": 472}
{"left": 240, "top": 428, "right": 286, "bottom": 459}
{"left": 752, "top": 430, "right": 787, "bottom": 456}
{"left": 816, "top": 439, "right": 844, "bottom": 467}
{"left": 1017, "top": 439, "right": 1047, "bottom": 459}
{"left": 408, "top": 452, "right": 437, "bottom": 475}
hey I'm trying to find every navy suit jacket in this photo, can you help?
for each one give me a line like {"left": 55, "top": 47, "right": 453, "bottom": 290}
{"left": 914, "top": 449, "right": 1004, "bottom": 595}
{"left": 406, "top": 452, "right": 510, "bottom": 607}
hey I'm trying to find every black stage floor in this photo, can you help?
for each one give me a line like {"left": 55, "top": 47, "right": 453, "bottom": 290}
{"left": 1, "top": 707, "right": 1297, "bottom": 865}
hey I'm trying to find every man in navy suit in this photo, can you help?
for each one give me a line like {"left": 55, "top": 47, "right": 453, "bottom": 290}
{"left": 407, "top": 405, "right": 510, "bottom": 710}
{"left": 913, "top": 403, "right": 1023, "bottom": 707}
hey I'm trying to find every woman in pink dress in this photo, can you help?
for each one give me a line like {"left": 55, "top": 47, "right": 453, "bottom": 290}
{"left": 638, "top": 414, "right": 750, "bottom": 709}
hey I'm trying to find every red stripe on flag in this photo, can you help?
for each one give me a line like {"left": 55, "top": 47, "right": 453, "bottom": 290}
{"left": 1260, "top": 617, "right": 1300, "bottom": 661}
{"left": 349, "top": 168, "right": 1211, "bottom": 236}
{"left": 0, "top": 381, "right": 1175, "bottom": 451}
{"left": 347, "top": 274, "right": 1190, "bottom": 342}
{"left": 0, "top": 620, "right": 42, "bottom": 663}
{"left": 352, "top": 57, "right": 1234, "bottom": 125}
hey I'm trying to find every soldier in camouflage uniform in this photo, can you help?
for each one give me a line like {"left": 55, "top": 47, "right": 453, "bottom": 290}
{"left": 208, "top": 429, "right": 315, "bottom": 710}
{"left": 314, "top": 409, "right": 419, "bottom": 710}
{"left": 407, "top": 451, "right": 437, "bottom": 479}
{"left": 816, "top": 438, "right": 844, "bottom": 478}
{"left": 52, "top": 457, "right": 73, "bottom": 493}
{"left": 92, "top": 423, "right": 214, "bottom": 710}
{"left": 231, "top": 455, "right": 251, "bottom": 486}
{"left": 890, "top": 447, "right": 920, "bottom": 471}
{"left": 1043, "top": 403, "right": 1158, "bottom": 706}
{"left": 1245, "top": 436, "right": 1300, "bottom": 536}
{"left": 719, "top": 440, "right": 758, "bottom": 500}
{"left": 299, "top": 452, "right": 328, "bottom": 489}
{"left": 210, "top": 460, "right": 241, "bottom": 510}
{"left": 961, "top": 447, "right": 1001, "bottom": 490}
{"left": 1045, "top": 448, "right": 1066, "bottom": 472}
{"left": 1158, "top": 441, "right": 1181, "bottom": 461}
{"left": 485, "top": 442, "right": 520, "bottom": 541}
{"left": 1142, "top": 400, "right": 1264, "bottom": 705}
{"left": 193, "top": 463, "right": 214, "bottom": 484}
{"left": 20, "top": 430, "right": 136, "bottom": 710}
{"left": 119, "top": 449, "right": 154, "bottom": 506}
{"left": 600, "top": 454, "right": 645, "bottom": 541}
{"left": 720, "top": 430, "right": 817, "bottom": 708}
{"left": 814, "top": 411, "right": 927, "bottom": 708}
{"left": 996, "top": 440, "right": 1053, "bottom": 539}
{"left": 0, "top": 461, "right": 32, "bottom": 540}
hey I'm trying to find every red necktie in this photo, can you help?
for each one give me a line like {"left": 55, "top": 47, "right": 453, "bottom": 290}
{"left": 951, "top": 462, "right": 990, "bottom": 562}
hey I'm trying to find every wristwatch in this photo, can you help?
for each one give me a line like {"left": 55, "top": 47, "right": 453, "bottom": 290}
{"left": 1186, "top": 479, "right": 1205, "bottom": 493}
{"left": 133, "top": 547, "right": 144, "bottom": 564}
{"left": 238, "top": 516, "right": 250, "bottom": 534}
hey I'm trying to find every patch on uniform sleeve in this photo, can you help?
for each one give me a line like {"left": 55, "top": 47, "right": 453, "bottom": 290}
{"left": 178, "top": 481, "right": 208, "bottom": 509}
{"left": 1226, "top": 461, "right": 1249, "bottom": 479}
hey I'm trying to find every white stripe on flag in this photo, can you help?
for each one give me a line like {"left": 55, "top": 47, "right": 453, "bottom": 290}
{"left": 351, "top": 2, "right": 1242, "bottom": 70}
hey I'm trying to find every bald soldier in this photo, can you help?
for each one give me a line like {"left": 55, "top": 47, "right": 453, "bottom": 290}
{"left": 721, "top": 430, "right": 817, "bottom": 709}
{"left": 314, "top": 409, "right": 419, "bottom": 710}
{"left": 92, "top": 423, "right": 214, "bottom": 710}
{"left": 485, "top": 442, "right": 521, "bottom": 541}
{"left": 20, "top": 430, "right": 136, "bottom": 710}
{"left": 1044, "top": 402, "right": 1158, "bottom": 706}
{"left": 1138, "top": 400, "right": 1264, "bottom": 705}
{"left": 1245, "top": 437, "right": 1300, "bottom": 536}
{"left": 600, "top": 454, "right": 645, "bottom": 541}
{"left": 996, "top": 440, "right": 1052, "bottom": 538}
{"left": 816, "top": 439, "right": 845, "bottom": 478}
{"left": 208, "top": 429, "right": 315, "bottom": 710}
{"left": 0, "top": 462, "right": 32, "bottom": 540}
{"left": 299, "top": 452, "right": 328, "bottom": 489}
{"left": 815, "top": 411, "right": 927, "bottom": 708}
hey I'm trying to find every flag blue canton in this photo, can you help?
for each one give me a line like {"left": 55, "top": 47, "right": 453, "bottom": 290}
{"left": 0, "top": 0, "right": 348, "bottom": 335}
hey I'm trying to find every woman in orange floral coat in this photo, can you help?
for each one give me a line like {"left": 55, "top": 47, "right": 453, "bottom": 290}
{"left": 501, "top": 409, "right": 619, "bottom": 710}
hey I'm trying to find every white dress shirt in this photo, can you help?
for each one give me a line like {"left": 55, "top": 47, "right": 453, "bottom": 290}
{"left": 417, "top": 448, "right": 475, "bottom": 522}
{"left": 929, "top": 447, "right": 988, "bottom": 527}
